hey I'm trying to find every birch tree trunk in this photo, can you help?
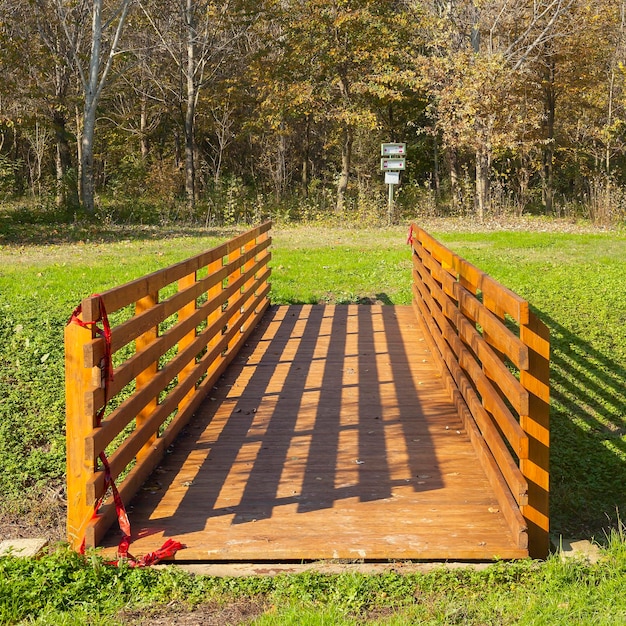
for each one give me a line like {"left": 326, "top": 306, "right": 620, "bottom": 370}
{"left": 184, "top": 0, "right": 196, "bottom": 211}
{"left": 80, "top": 0, "right": 133, "bottom": 214}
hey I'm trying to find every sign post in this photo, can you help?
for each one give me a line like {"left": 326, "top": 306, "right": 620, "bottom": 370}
{"left": 380, "top": 143, "right": 406, "bottom": 224}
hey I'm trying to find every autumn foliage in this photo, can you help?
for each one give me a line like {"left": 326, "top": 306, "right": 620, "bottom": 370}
{"left": 1, "top": 0, "right": 625, "bottom": 223}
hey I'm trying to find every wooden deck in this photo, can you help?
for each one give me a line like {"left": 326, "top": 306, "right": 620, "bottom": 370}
{"left": 101, "top": 304, "right": 528, "bottom": 561}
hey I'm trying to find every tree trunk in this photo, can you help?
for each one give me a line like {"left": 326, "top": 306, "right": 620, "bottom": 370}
{"left": 447, "top": 147, "right": 460, "bottom": 211}
{"left": 76, "top": 106, "right": 83, "bottom": 203}
{"left": 79, "top": 0, "right": 104, "bottom": 214}
{"left": 433, "top": 134, "right": 440, "bottom": 195}
{"left": 140, "top": 96, "right": 150, "bottom": 161}
{"left": 80, "top": 0, "right": 131, "bottom": 214}
{"left": 542, "top": 55, "right": 556, "bottom": 215}
{"left": 302, "top": 114, "right": 311, "bottom": 197}
{"left": 53, "top": 109, "right": 77, "bottom": 208}
{"left": 81, "top": 104, "right": 97, "bottom": 214}
{"left": 274, "top": 123, "right": 287, "bottom": 201}
{"left": 336, "top": 126, "right": 352, "bottom": 212}
{"left": 475, "top": 137, "right": 490, "bottom": 221}
{"left": 184, "top": 99, "right": 195, "bottom": 210}
{"left": 185, "top": 0, "right": 196, "bottom": 211}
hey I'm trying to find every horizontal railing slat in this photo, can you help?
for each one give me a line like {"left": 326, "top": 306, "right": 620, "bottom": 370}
{"left": 86, "top": 265, "right": 271, "bottom": 461}
{"left": 413, "top": 297, "right": 529, "bottom": 547}
{"left": 84, "top": 240, "right": 271, "bottom": 368}
{"left": 413, "top": 255, "right": 529, "bottom": 418}
{"left": 85, "top": 251, "right": 271, "bottom": 413}
{"left": 85, "top": 287, "right": 271, "bottom": 548}
{"left": 414, "top": 242, "right": 529, "bottom": 370}
{"left": 87, "top": 280, "right": 270, "bottom": 507}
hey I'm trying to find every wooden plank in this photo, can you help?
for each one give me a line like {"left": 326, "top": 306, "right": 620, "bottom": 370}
{"left": 135, "top": 292, "right": 158, "bottom": 460}
{"left": 412, "top": 286, "right": 528, "bottom": 506}
{"left": 411, "top": 225, "right": 529, "bottom": 324}
{"left": 98, "top": 305, "right": 527, "bottom": 561}
{"left": 86, "top": 282, "right": 271, "bottom": 503}
{"left": 414, "top": 246, "right": 529, "bottom": 370}
{"left": 84, "top": 244, "right": 271, "bottom": 368}
{"left": 65, "top": 318, "right": 97, "bottom": 550}
{"left": 414, "top": 263, "right": 529, "bottom": 449}
{"left": 86, "top": 292, "right": 271, "bottom": 546}
{"left": 414, "top": 256, "right": 529, "bottom": 418}
{"left": 455, "top": 284, "right": 529, "bottom": 370}
{"left": 177, "top": 271, "right": 199, "bottom": 419}
{"left": 520, "top": 312, "right": 550, "bottom": 559}
{"left": 89, "top": 253, "right": 270, "bottom": 405}
{"left": 85, "top": 258, "right": 270, "bottom": 436}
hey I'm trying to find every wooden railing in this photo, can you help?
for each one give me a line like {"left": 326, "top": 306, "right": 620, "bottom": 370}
{"left": 65, "top": 222, "right": 272, "bottom": 549}
{"left": 409, "top": 224, "right": 550, "bottom": 558}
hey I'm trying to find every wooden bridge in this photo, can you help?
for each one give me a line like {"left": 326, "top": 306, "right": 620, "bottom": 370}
{"left": 65, "top": 222, "right": 550, "bottom": 562}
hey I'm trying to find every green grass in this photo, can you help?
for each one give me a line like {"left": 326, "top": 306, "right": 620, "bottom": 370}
{"left": 1, "top": 533, "right": 626, "bottom": 624}
{"left": 270, "top": 227, "right": 413, "bottom": 305}
{"left": 1, "top": 216, "right": 625, "bottom": 623}
{"left": 1, "top": 224, "right": 625, "bottom": 536}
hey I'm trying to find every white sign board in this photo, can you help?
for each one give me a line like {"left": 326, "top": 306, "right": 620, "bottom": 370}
{"left": 380, "top": 157, "right": 406, "bottom": 171}
{"left": 381, "top": 143, "right": 406, "bottom": 156}
{"left": 385, "top": 171, "right": 400, "bottom": 185}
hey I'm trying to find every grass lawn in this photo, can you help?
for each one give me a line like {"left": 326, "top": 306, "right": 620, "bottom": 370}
{"left": 0, "top": 216, "right": 625, "bottom": 624}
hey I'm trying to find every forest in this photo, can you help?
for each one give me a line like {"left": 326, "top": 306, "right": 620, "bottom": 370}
{"left": 1, "top": 0, "right": 626, "bottom": 225}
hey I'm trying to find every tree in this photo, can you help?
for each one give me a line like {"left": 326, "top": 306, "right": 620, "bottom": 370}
{"left": 34, "top": 0, "right": 134, "bottom": 213}
{"left": 420, "top": 0, "right": 575, "bottom": 218}
{"left": 265, "top": 0, "right": 410, "bottom": 212}
{"left": 139, "top": 0, "right": 260, "bottom": 211}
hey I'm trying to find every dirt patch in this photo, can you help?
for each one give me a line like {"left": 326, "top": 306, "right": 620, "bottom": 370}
{"left": 117, "top": 600, "right": 267, "bottom": 625}
{"left": 0, "top": 491, "right": 65, "bottom": 545}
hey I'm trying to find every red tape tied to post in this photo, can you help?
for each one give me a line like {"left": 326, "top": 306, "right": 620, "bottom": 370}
{"left": 67, "top": 295, "right": 183, "bottom": 566}
{"left": 407, "top": 225, "right": 415, "bottom": 245}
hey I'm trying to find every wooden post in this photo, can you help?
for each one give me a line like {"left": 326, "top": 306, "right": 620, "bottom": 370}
{"left": 226, "top": 245, "right": 242, "bottom": 353}
{"left": 136, "top": 292, "right": 159, "bottom": 459}
{"left": 241, "top": 235, "right": 258, "bottom": 331}
{"left": 207, "top": 256, "right": 224, "bottom": 349}
{"left": 65, "top": 312, "right": 97, "bottom": 550}
{"left": 178, "top": 273, "right": 197, "bottom": 416}
{"left": 256, "top": 228, "right": 271, "bottom": 304}
{"left": 520, "top": 312, "right": 550, "bottom": 558}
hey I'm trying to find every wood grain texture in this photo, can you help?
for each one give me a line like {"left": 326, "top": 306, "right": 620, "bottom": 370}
{"left": 99, "top": 305, "right": 528, "bottom": 561}
{"left": 408, "top": 223, "right": 549, "bottom": 559}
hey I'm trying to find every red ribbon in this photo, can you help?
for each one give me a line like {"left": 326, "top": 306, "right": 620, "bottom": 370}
{"left": 407, "top": 225, "right": 415, "bottom": 245}
{"left": 68, "top": 295, "right": 183, "bottom": 566}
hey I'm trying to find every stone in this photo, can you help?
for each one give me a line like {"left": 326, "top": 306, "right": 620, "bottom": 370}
{"left": 0, "top": 538, "right": 48, "bottom": 558}
{"left": 558, "top": 538, "right": 602, "bottom": 564}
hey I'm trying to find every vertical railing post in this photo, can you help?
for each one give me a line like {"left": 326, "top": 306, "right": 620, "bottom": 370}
{"left": 65, "top": 308, "right": 97, "bottom": 550}
{"left": 207, "top": 256, "right": 224, "bottom": 351}
{"left": 178, "top": 272, "right": 198, "bottom": 415}
{"left": 255, "top": 228, "right": 271, "bottom": 308}
{"left": 520, "top": 311, "right": 550, "bottom": 558}
{"left": 226, "top": 243, "right": 243, "bottom": 352}
{"left": 136, "top": 292, "right": 159, "bottom": 459}
{"left": 240, "top": 233, "right": 257, "bottom": 331}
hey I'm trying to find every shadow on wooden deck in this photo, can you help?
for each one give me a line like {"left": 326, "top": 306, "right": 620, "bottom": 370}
{"left": 102, "top": 305, "right": 525, "bottom": 561}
